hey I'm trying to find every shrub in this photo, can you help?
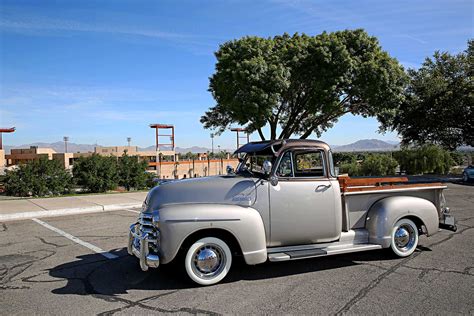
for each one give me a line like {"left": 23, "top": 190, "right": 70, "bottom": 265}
{"left": 73, "top": 154, "right": 118, "bottom": 193}
{"left": 359, "top": 154, "right": 398, "bottom": 176}
{"left": 393, "top": 145, "right": 454, "bottom": 175}
{"left": 339, "top": 161, "right": 360, "bottom": 176}
{"left": 117, "top": 153, "right": 149, "bottom": 191}
{"left": 4, "top": 157, "right": 72, "bottom": 197}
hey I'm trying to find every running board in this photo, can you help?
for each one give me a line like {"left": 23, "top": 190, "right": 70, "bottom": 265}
{"left": 268, "top": 244, "right": 382, "bottom": 262}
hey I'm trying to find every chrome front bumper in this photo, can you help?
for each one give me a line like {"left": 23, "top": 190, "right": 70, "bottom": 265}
{"left": 127, "top": 223, "right": 160, "bottom": 271}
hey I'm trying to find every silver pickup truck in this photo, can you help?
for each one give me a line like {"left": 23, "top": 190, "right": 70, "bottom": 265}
{"left": 128, "top": 139, "right": 456, "bottom": 285}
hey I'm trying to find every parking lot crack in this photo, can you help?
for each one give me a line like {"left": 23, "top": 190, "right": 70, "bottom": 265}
{"left": 404, "top": 265, "right": 474, "bottom": 278}
{"left": 94, "top": 292, "right": 220, "bottom": 315}
{"left": 0, "top": 285, "right": 30, "bottom": 290}
{"left": 336, "top": 225, "right": 473, "bottom": 314}
{"left": 36, "top": 236, "right": 62, "bottom": 248}
{"left": 336, "top": 253, "right": 418, "bottom": 315}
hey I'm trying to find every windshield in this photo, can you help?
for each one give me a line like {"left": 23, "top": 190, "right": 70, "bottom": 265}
{"left": 237, "top": 153, "right": 275, "bottom": 176}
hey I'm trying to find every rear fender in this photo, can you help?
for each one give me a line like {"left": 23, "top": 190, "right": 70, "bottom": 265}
{"left": 158, "top": 204, "right": 267, "bottom": 265}
{"left": 366, "top": 196, "right": 439, "bottom": 248}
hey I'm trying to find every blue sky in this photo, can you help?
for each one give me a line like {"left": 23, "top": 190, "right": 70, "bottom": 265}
{"left": 1, "top": 0, "right": 472, "bottom": 149}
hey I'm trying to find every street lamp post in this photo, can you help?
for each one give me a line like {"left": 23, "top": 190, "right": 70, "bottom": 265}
{"left": 63, "top": 136, "right": 69, "bottom": 153}
{"left": 210, "top": 133, "right": 214, "bottom": 154}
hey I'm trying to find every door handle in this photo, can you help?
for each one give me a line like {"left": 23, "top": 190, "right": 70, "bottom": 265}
{"left": 316, "top": 184, "right": 332, "bottom": 191}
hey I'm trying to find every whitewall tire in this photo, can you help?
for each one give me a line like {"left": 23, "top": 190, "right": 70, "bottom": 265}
{"left": 184, "top": 237, "right": 232, "bottom": 286}
{"left": 391, "top": 218, "right": 419, "bottom": 257}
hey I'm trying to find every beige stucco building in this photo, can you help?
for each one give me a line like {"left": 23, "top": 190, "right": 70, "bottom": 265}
{"left": 4, "top": 145, "right": 238, "bottom": 179}
{"left": 5, "top": 147, "right": 57, "bottom": 165}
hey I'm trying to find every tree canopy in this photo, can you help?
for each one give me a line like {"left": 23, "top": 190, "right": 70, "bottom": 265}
{"left": 380, "top": 40, "right": 473, "bottom": 150}
{"left": 201, "top": 29, "right": 406, "bottom": 140}
{"left": 4, "top": 157, "right": 72, "bottom": 197}
{"left": 117, "top": 153, "right": 149, "bottom": 191}
{"left": 73, "top": 154, "right": 118, "bottom": 193}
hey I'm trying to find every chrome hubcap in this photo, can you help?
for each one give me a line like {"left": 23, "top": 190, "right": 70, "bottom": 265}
{"left": 196, "top": 248, "right": 219, "bottom": 273}
{"left": 394, "top": 224, "right": 416, "bottom": 252}
{"left": 192, "top": 245, "right": 225, "bottom": 279}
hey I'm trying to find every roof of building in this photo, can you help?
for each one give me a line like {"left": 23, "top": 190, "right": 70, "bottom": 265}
{"left": 234, "top": 139, "right": 330, "bottom": 155}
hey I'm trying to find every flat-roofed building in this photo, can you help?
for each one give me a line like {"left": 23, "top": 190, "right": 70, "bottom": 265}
{"left": 4, "top": 145, "right": 238, "bottom": 179}
{"left": 6, "top": 146, "right": 57, "bottom": 165}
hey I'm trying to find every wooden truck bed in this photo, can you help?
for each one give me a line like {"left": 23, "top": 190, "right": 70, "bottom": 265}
{"left": 337, "top": 176, "right": 445, "bottom": 194}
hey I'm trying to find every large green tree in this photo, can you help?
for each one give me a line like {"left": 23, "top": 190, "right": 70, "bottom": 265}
{"left": 73, "top": 154, "right": 118, "bottom": 193}
{"left": 4, "top": 157, "right": 72, "bottom": 197}
{"left": 201, "top": 30, "right": 406, "bottom": 140}
{"left": 117, "top": 153, "right": 149, "bottom": 191}
{"left": 381, "top": 40, "right": 473, "bottom": 150}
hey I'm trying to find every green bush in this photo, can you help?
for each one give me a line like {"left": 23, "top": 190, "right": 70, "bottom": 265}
{"left": 339, "top": 161, "right": 360, "bottom": 176}
{"left": 4, "top": 157, "right": 72, "bottom": 197}
{"left": 393, "top": 145, "right": 454, "bottom": 175}
{"left": 117, "top": 153, "right": 149, "bottom": 191}
{"left": 360, "top": 154, "right": 398, "bottom": 176}
{"left": 73, "top": 154, "right": 118, "bottom": 193}
{"left": 449, "top": 151, "right": 464, "bottom": 166}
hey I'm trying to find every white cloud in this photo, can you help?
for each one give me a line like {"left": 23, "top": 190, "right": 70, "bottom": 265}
{"left": 0, "top": 17, "right": 184, "bottom": 39}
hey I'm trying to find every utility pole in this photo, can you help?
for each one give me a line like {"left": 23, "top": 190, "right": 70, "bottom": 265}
{"left": 127, "top": 137, "right": 131, "bottom": 147}
{"left": 63, "top": 136, "right": 69, "bottom": 153}
{"left": 210, "top": 133, "right": 214, "bottom": 154}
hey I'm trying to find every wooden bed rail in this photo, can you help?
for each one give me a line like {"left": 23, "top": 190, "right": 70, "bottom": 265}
{"left": 338, "top": 176, "right": 409, "bottom": 192}
{"left": 337, "top": 175, "right": 445, "bottom": 193}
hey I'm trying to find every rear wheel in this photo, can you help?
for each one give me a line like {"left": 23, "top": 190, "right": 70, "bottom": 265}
{"left": 184, "top": 237, "right": 232, "bottom": 285}
{"left": 390, "top": 218, "right": 418, "bottom": 257}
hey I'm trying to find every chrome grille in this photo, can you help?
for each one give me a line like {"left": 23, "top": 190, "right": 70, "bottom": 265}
{"left": 137, "top": 212, "right": 160, "bottom": 251}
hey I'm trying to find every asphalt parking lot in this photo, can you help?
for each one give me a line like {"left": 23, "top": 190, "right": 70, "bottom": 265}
{"left": 1, "top": 183, "right": 473, "bottom": 315}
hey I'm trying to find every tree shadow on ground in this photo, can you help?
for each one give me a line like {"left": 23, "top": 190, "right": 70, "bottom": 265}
{"left": 48, "top": 246, "right": 427, "bottom": 296}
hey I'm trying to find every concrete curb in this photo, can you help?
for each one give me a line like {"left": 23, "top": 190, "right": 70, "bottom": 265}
{"left": 0, "top": 202, "right": 142, "bottom": 222}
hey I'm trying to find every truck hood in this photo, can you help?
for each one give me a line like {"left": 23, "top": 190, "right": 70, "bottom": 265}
{"left": 145, "top": 175, "right": 260, "bottom": 211}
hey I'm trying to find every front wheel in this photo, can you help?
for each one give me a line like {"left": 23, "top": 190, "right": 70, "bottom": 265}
{"left": 184, "top": 237, "right": 232, "bottom": 285}
{"left": 390, "top": 218, "right": 419, "bottom": 257}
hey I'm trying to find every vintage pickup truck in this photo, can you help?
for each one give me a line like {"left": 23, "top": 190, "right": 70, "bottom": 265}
{"left": 128, "top": 139, "right": 456, "bottom": 285}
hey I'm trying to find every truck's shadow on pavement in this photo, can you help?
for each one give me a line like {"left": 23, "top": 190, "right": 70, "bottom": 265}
{"left": 48, "top": 247, "right": 416, "bottom": 296}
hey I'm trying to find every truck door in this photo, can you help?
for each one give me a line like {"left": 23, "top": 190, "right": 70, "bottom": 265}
{"left": 269, "top": 149, "right": 341, "bottom": 246}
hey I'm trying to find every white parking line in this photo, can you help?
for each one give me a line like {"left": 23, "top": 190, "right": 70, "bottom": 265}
{"left": 124, "top": 209, "right": 140, "bottom": 213}
{"left": 31, "top": 218, "right": 118, "bottom": 259}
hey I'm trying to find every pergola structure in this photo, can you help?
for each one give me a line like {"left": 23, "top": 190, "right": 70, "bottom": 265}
{"left": 149, "top": 124, "right": 175, "bottom": 151}
{"left": 230, "top": 127, "right": 249, "bottom": 149}
{"left": 0, "top": 127, "right": 15, "bottom": 150}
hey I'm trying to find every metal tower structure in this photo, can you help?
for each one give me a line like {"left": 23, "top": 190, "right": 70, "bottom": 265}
{"left": 0, "top": 127, "right": 16, "bottom": 150}
{"left": 230, "top": 127, "right": 249, "bottom": 150}
{"left": 149, "top": 124, "right": 175, "bottom": 151}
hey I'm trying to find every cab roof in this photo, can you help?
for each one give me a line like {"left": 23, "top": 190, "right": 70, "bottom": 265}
{"left": 234, "top": 139, "right": 330, "bottom": 155}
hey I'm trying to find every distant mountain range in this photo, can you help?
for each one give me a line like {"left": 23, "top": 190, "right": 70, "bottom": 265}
{"left": 332, "top": 139, "right": 399, "bottom": 152}
{"left": 3, "top": 139, "right": 400, "bottom": 154}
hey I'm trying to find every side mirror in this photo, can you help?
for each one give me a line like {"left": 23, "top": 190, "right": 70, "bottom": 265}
{"left": 269, "top": 175, "right": 279, "bottom": 186}
{"left": 335, "top": 167, "right": 340, "bottom": 177}
{"left": 262, "top": 160, "right": 272, "bottom": 174}
{"left": 226, "top": 165, "right": 234, "bottom": 175}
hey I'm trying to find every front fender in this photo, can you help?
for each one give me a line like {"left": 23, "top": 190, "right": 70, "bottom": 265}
{"left": 366, "top": 196, "right": 439, "bottom": 248}
{"left": 158, "top": 204, "right": 267, "bottom": 265}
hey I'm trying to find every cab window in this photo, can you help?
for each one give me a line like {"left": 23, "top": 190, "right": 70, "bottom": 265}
{"left": 276, "top": 151, "right": 293, "bottom": 177}
{"left": 294, "top": 151, "right": 325, "bottom": 177}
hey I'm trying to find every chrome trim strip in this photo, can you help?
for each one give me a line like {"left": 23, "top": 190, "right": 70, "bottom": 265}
{"left": 343, "top": 185, "right": 448, "bottom": 196}
{"left": 164, "top": 218, "right": 241, "bottom": 223}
